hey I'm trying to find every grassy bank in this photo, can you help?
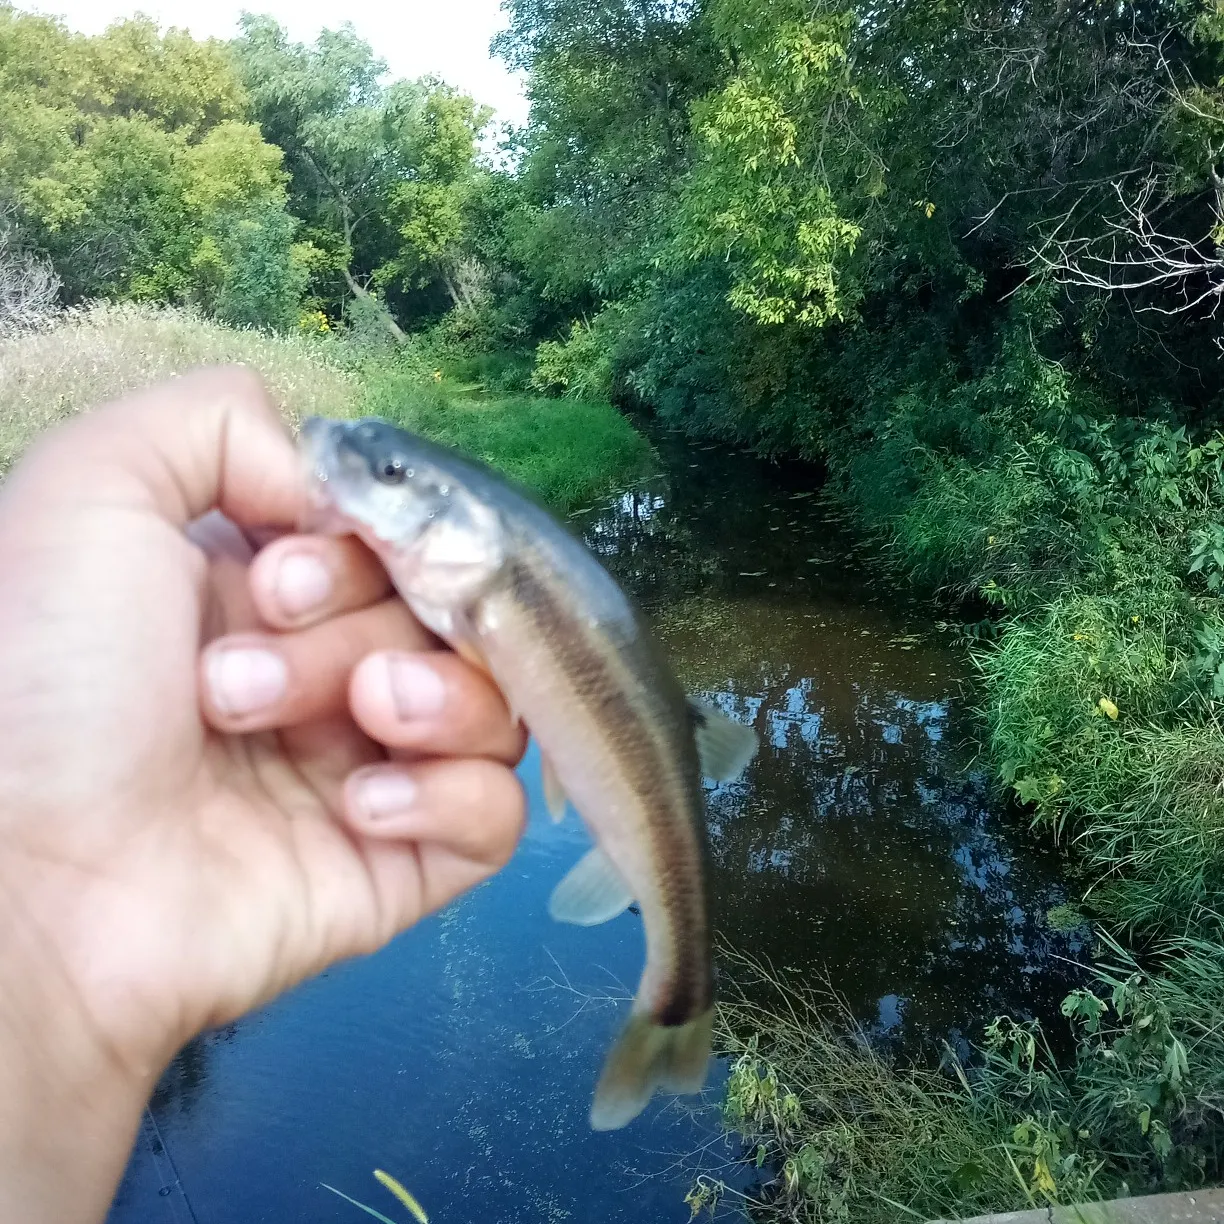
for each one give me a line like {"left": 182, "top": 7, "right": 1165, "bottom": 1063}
{"left": 358, "top": 366, "right": 653, "bottom": 512}
{"left": 0, "top": 302, "right": 361, "bottom": 477}
{"left": 0, "top": 305, "right": 652, "bottom": 512}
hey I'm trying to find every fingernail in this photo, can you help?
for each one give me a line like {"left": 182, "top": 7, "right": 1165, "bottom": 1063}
{"left": 356, "top": 773, "right": 418, "bottom": 822}
{"left": 207, "top": 648, "right": 288, "bottom": 717}
{"left": 275, "top": 553, "right": 332, "bottom": 618}
{"left": 386, "top": 656, "right": 447, "bottom": 720}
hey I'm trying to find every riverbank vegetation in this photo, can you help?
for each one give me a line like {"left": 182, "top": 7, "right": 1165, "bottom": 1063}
{"left": 9, "top": 0, "right": 1224, "bottom": 1217}
{"left": 0, "top": 301, "right": 649, "bottom": 510}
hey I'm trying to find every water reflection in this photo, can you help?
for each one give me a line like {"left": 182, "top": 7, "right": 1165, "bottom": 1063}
{"left": 583, "top": 434, "right": 1087, "bottom": 1050}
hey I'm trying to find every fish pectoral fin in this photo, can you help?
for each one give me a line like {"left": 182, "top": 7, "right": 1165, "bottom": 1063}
{"left": 541, "top": 752, "right": 568, "bottom": 822}
{"left": 548, "top": 847, "right": 634, "bottom": 926}
{"left": 688, "top": 698, "right": 760, "bottom": 783}
{"left": 450, "top": 630, "right": 493, "bottom": 679}
{"left": 589, "top": 1007, "right": 714, "bottom": 1131}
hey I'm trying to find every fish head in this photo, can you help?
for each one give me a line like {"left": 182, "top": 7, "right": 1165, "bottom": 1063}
{"left": 300, "top": 416, "right": 506, "bottom": 607}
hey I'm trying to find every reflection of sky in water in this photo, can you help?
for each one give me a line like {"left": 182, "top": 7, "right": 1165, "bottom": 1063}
{"left": 109, "top": 434, "right": 1083, "bottom": 1223}
{"left": 704, "top": 665, "right": 1080, "bottom": 1049}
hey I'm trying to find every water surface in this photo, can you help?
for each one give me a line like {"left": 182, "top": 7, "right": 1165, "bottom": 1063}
{"left": 108, "top": 432, "right": 1084, "bottom": 1224}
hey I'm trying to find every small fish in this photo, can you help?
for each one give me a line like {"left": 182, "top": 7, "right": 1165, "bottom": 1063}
{"left": 299, "top": 418, "right": 759, "bottom": 1130}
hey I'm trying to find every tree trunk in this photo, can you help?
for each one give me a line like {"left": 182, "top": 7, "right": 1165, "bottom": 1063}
{"left": 341, "top": 265, "right": 406, "bottom": 343}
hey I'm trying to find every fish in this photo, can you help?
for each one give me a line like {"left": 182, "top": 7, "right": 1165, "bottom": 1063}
{"left": 298, "top": 416, "right": 759, "bottom": 1130}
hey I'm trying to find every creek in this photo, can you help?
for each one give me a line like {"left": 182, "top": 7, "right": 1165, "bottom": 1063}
{"left": 108, "top": 429, "right": 1086, "bottom": 1224}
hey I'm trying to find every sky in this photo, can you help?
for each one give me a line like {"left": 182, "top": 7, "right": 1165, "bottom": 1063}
{"left": 22, "top": 0, "right": 530, "bottom": 128}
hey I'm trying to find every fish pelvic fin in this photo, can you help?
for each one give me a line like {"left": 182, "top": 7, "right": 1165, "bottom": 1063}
{"left": 688, "top": 699, "right": 759, "bottom": 783}
{"left": 549, "top": 846, "right": 634, "bottom": 925}
{"left": 589, "top": 1007, "right": 714, "bottom": 1131}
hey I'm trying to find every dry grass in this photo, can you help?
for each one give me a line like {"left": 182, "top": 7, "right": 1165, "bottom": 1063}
{"left": 0, "top": 303, "right": 360, "bottom": 476}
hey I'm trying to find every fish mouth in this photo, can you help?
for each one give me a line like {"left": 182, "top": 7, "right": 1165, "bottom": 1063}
{"left": 298, "top": 416, "right": 347, "bottom": 533}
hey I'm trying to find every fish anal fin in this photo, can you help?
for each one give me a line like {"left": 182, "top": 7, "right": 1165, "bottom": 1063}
{"left": 548, "top": 847, "right": 633, "bottom": 926}
{"left": 688, "top": 699, "right": 759, "bottom": 783}
{"left": 541, "top": 753, "right": 568, "bottom": 822}
{"left": 589, "top": 1008, "right": 714, "bottom": 1131}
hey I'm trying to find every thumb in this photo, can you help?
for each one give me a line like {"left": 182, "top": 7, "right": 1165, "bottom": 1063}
{"left": 2, "top": 366, "right": 307, "bottom": 532}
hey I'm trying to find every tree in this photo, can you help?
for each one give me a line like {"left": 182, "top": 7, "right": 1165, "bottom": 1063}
{"left": 0, "top": 6, "right": 309, "bottom": 328}
{"left": 232, "top": 16, "right": 491, "bottom": 335}
{"left": 494, "top": 0, "right": 720, "bottom": 313}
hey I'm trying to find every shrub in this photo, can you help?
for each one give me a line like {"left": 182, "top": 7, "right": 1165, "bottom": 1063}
{"left": 530, "top": 315, "right": 616, "bottom": 401}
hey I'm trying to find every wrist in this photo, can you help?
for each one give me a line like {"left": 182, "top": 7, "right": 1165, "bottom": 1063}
{"left": 0, "top": 875, "right": 163, "bottom": 1223}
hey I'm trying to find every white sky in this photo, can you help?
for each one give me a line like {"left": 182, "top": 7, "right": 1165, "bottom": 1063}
{"left": 21, "top": 1, "right": 530, "bottom": 128}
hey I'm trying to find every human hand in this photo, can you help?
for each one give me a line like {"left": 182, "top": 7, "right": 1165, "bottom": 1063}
{"left": 0, "top": 368, "right": 526, "bottom": 1222}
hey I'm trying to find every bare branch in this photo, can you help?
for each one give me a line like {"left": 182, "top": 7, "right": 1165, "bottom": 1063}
{"left": 1031, "top": 177, "right": 1224, "bottom": 318}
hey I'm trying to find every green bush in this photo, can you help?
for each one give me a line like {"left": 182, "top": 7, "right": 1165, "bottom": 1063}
{"left": 358, "top": 364, "right": 654, "bottom": 512}
{"left": 531, "top": 316, "right": 616, "bottom": 401}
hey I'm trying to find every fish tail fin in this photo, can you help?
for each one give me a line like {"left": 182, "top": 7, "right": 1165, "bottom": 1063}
{"left": 589, "top": 1007, "right": 714, "bottom": 1131}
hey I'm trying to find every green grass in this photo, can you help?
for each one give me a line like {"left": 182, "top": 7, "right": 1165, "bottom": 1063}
{"left": 700, "top": 950, "right": 1069, "bottom": 1223}
{"left": 978, "top": 592, "right": 1224, "bottom": 932}
{"left": 358, "top": 364, "right": 654, "bottom": 513}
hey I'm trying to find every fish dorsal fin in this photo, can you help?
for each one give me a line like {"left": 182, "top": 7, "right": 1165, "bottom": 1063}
{"left": 541, "top": 752, "right": 568, "bottom": 822}
{"left": 688, "top": 699, "right": 759, "bottom": 783}
{"left": 548, "top": 847, "right": 634, "bottom": 926}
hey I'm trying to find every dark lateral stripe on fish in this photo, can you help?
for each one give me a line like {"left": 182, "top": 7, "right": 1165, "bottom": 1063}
{"left": 504, "top": 556, "right": 713, "bottom": 1024}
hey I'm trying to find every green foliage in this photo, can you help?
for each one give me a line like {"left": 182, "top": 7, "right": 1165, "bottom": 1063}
{"left": 530, "top": 314, "right": 618, "bottom": 400}
{"left": 708, "top": 939, "right": 1224, "bottom": 1219}
{"left": 232, "top": 17, "right": 491, "bottom": 326}
{"left": 357, "top": 361, "right": 653, "bottom": 512}
{"left": 679, "top": 2, "right": 862, "bottom": 325}
{"left": 0, "top": 6, "right": 307, "bottom": 327}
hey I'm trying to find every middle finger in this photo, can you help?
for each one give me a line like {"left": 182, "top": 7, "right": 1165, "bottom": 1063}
{"left": 201, "top": 598, "right": 427, "bottom": 732}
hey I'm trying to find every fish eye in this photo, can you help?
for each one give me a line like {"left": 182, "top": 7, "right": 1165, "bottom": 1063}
{"left": 376, "top": 457, "right": 407, "bottom": 485}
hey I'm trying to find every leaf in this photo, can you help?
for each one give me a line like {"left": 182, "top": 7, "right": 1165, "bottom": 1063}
{"left": 1098, "top": 697, "right": 1119, "bottom": 720}
{"left": 950, "top": 1159, "right": 985, "bottom": 1193}
{"left": 1014, "top": 777, "right": 1046, "bottom": 804}
{"left": 1033, "top": 1153, "right": 1057, "bottom": 1196}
